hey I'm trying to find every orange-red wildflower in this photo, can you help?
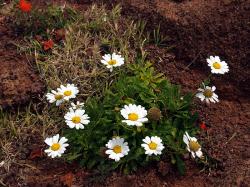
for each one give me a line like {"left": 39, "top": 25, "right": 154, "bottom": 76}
{"left": 200, "top": 122, "right": 207, "bottom": 130}
{"left": 19, "top": 0, "right": 32, "bottom": 13}
{"left": 43, "top": 39, "right": 54, "bottom": 51}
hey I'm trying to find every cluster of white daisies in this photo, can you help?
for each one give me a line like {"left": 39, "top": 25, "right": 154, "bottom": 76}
{"left": 44, "top": 53, "right": 227, "bottom": 161}
{"left": 45, "top": 83, "right": 90, "bottom": 158}
{"left": 46, "top": 85, "right": 90, "bottom": 129}
{"left": 195, "top": 56, "right": 229, "bottom": 104}
{"left": 44, "top": 90, "right": 202, "bottom": 161}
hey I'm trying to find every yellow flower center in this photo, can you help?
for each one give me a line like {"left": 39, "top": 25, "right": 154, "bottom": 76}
{"left": 189, "top": 141, "right": 201, "bottom": 152}
{"left": 213, "top": 62, "right": 221, "bottom": 69}
{"left": 64, "top": 90, "right": 72, "bottom": 96}
{"left": 108, "top": 59, "right": 117, "bottom": 65}
{"left": 54, "top": 94, "right": 63, "bottom": 100}
{"left": 128, "top": 113, "right": 139, "bottom": 121}
{"left": 203, "top": 89, "right": 213, "bottom": 98}
{"left": 51, "top": 143, "right": 61, "bottom": 151}
{"left": 148, "top": 141, "right": 158, "bottom": 150}
{"left": 113, "top": 145, "right": 122, "bottom": 153}
{"left": 72, "top": 116, "right": 81, "bottom": 124}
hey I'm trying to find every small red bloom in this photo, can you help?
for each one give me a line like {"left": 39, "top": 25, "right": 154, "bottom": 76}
{"left": 200, "top": 122, "right": 207, "bottom": 130}
{"left": 19, "top": 0, "right": 32, "bottom": 13}
{"left": 43, "top": 39, "right": 54, "bottom": 51}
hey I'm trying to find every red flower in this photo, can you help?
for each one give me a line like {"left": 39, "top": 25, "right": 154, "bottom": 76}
{"left": 43, "top": 39, "right": 54, "bottom": 51}
{"left": 19, "top": 0, "right": 32, "bottom": 13}
{"left": 200, "top": 122, "right": 207, "bottom": 130}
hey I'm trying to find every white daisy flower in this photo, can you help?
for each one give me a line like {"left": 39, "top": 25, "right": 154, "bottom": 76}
{"left": 120, "top": 104, "right": 148, "bottom": 127}
{"left": 183, "top": 132, "right": 203, "bottom": 158}
{"left": 57, "top": 84, "right": 79, "bottom": 101}
{"left": 207, "top": 56, "right": 229, "bottom": 74}
{"left": 46, "top": 90, "right": 64, "bottom": 106}
{"left": 101, "top": 52, "right": 124, "bottom": 72}
{"left": 70, "top": 101, "right": 84, "bottom": 110}
{"left": 105, "top": 137, "right": 130, "bottom": 162}
{"left": 196, "top": 84, "right": 219, "bottom": 104}
{"left": 141, "top": 136, "right": 165, "bottom": 156}
{"left": 64, "top": 108, "right": 90, "bottom": 129}
{"left": 44, "top": 134, "right": 69, "bottom": 158}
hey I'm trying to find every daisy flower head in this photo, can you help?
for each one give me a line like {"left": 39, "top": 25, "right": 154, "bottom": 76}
{"left": 141, "top": 136, "right": 164, "bottom": 156}
{"left": 57, "top": 84, "right": 79, "bottom": 101}
{"left": 196, "top": 84, "right": 219, "bottom": 104}
{"left": 120, "top": 104, "right": 148, "bottom": 127}
{"left": 46, "top": 89, "right": 64, "bottom": 106}
{"left": 70, "top": 101, "right": 84, "bottom": 110}
{"left": 101, "top": 52, "right": 124, "bottom": 72}
{"left": 44, "top": 134, "right": 69, "bottom": 158}
{"left": 207, "top": 56, "right": 229, "bottom": 74}
{"left": 64, "top": 108, "right": 90, "bottom": 130}
{"left": 183, "top": 132, "right": 203, "bottom": 158}
{"left": 105, "top": 137, "right": 129, "bottom": 162}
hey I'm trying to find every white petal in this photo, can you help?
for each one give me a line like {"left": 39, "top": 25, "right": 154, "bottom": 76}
{"left": 103, "top": 54, "right": 111, "bottom": 62}
{"left": 183, "top": 135, "right": 189, "bottom": 145}
{"left": 138, "top": 117, "right": 148, "bottom": 123}
{"left": 52, "top": 134, "right": 60, "bottom": 143}
{"left": 59, "top": 137, "right": 68, "bottom": 144}
{"left": 190, "top": 137, "right": 197, "bottom": 142}
{"left": 44, "top": 138, "right": 53, "bottom": 146}
{"left": 214, "top": 56, "right": 220, "bottom": 62}
{"left": 191, "top": 152, "right": 196, "bottom": 158}
{"left": 196, "top": 150, "right": 203, "bottom": 158}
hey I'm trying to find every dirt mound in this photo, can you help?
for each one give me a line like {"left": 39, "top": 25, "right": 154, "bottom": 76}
{"left": 0, "top": 16, "right": 45, "bottom": 108}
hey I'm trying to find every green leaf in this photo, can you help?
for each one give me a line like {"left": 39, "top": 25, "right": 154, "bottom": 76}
{"left": 176, "top": 155, "right": 186, "bottom": 176}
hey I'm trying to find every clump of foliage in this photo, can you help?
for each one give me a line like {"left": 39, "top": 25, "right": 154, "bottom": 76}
{"left": 63, "top": 61, "right": 198, "bottom": 174}
{"left": 2, "top": 2, "right": 201, "bottom": 176}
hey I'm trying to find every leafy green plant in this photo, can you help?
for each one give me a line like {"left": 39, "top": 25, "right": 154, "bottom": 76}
{"left": 63, "top": 61, "right": 198, "bottom": 174}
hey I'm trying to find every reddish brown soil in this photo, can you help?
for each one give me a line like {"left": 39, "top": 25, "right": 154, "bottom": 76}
{"left": 0, "top": 15, "right": 45, "bottom": 108}
{"left": 1, "top": 0, "right": 250, "bottom": 186}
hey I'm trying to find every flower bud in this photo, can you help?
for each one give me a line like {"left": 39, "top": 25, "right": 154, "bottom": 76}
{"left": 148, "top": 107, "right": 161, "bottom": 121}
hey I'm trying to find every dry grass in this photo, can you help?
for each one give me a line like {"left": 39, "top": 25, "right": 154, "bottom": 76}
{"left": 20, "top": 4, "right": 149, "bottom": 96}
